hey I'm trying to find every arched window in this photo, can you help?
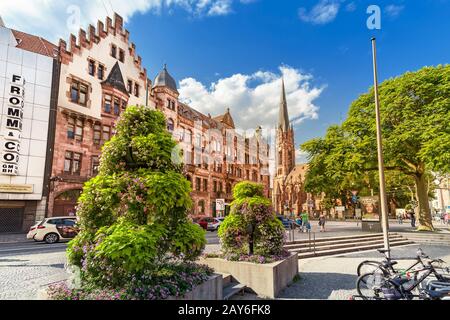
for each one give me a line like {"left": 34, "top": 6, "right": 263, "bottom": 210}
{"left": 198, "top": 200, "right": 205, "bottom": 215}
{"left": 167, "top": 118, "right": 174, "bottom": 132}
{"left": 185, "top": 129, "right": 192, "bottom": 145}
{"left": 195, "top": 133, "right": 202, "bottom": 147}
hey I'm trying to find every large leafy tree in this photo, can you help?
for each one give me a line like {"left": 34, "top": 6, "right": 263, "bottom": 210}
{"left": 302, "top": 65, "right": 450, "bottom": 231}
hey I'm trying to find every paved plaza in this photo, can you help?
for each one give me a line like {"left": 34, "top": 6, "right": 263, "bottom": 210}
{"left": 0, "top": 221, "right": 448, "bottom": 300}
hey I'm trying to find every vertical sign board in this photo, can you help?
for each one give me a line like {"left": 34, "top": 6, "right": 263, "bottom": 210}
{"left": 2, "top": 74, "right": 24, "bottom": 175}
{"left": 0, "top": 32, "right": 53, "bottom": 200}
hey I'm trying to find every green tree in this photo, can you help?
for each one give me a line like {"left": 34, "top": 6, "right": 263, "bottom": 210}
{"left": 68, "top": 106, "right": 206, "bottom": 287}
{"left": 218, "top": 182, "right": 285, "bottom": 257}
{"left": 302, "top": 65, "right": 450, "bottom": 231}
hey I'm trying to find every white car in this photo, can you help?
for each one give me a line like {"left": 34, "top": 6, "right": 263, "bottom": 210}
{"left": 27, "top": 217, "right": 79, "bottom": 244}
{"left": 207, "top": 217, "right": 225, "bottom": 232}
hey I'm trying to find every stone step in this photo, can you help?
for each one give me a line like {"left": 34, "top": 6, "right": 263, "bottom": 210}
{"left": 288, "top": 237, "right": 408, "bottom": 254}
{"left": 296, "top": 240, "right": 414, "bottom": 259}
{"left": 223, "top": 282, "right": 246, "bottom": 300}
{"left": 401, "top": 239, "right": 450, "bottom": 246}
{"left": 284, "top": 234, "right": 403, "bottom": 250}
{"left": 222, "top": 273, "right": 232, "bottom": 286}
{"left": 285, "top": 232, "right": 400, "bottom": 246}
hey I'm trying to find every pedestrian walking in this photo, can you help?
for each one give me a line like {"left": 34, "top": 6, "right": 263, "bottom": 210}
{"left": 397, "top": 211, "right": 403, "bottom": 225}
{"left": 319, "top": 214, "right": 326, "bottom": 232}
{"left": 445, "top": 213, "right": 449, "bottom": 226}
{"left": 295, "top": 215, "right": 303, "bottom": 233}
{"left": 301, "top": 212, "right": 309, "bottom": 233}
{"left": 410, "top": 210, "right": 416, "bottom": 228}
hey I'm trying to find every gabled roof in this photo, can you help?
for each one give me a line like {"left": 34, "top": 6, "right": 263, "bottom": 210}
{"left": 213, "top": 108, "right": 235, "bottom": 129}
{"left": 102, "top": 62, "right": 129, "bottom": 95}
{"left": 11, "top": 29, "right": 58, "bottom": 58}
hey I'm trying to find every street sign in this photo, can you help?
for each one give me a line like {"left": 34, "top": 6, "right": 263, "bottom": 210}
{"left": 216, "top": 199, "right": 225, "bottom": 211}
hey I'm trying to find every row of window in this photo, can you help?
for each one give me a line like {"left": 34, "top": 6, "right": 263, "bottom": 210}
{"left": 170, "top": 123, "right": 268, "bottom": 161}
{"left": 127, "top": 80, "right": 140, "bottom": 97}
{"left": 167, "top": 99, "right": 176, "bottom": 111}
{"left": 103, "top": 94, "right": 127, "bottom": 115}
{"left": 64, "top": 152, "right": 99, "bottom": 176}
{"left": 67, "top": 118, "right": 113, "bottom": 145}
{"left": 88, "top": 60, "right": 105, "bottom": 80}
{"left": 111, "top": 44, "right": 125, "bottom": 63}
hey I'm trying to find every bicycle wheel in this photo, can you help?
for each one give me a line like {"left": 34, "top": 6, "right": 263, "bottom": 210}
{"left": 357, "top": 260, "right": 388, "bottom": 277}
{"left": 356, "top": 272, "right": 385, "bottom": 299}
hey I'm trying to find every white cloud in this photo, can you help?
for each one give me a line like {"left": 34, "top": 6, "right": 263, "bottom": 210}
{"left": 385, "top": 4, "right": 404, "bottom": 18}
{"left": 178, "top": 65, "right": 324, "bottom": 131}
{"left": 0, "top": 0, "right": 251, "bottom": 42}
{"left": 298, "top": 0, "right": 340, "bottom": 25}
{"left": 295, "top": 150, "right": 309, "bottom": 164}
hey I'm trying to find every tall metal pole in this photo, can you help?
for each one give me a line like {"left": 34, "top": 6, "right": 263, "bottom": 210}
{"left": 371, "top": 38, "right": 391, "bottom": 258}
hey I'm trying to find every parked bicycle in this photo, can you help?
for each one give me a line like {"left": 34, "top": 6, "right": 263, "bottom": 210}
{"left": 355, "top": 249, "right": 450, "bottom": 300}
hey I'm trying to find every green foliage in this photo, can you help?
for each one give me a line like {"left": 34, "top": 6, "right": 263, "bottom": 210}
{"left": 253, "top": 218, "right": 285, "bottom": 256}
{"left": 218, "top": 182, "right": 285, "bottom": 259}
{"left": 218, "top": 213, "right": 247, "bottom": 254}
{"left": 93, "top": 220, "right": 166, "bottom": 273}
{"left": 302, "top": 65, "right": 450, "bottom": 230}
{"left": 233, "top": 181, "right": 264, "bottom": 199}
{"left": 171, "top": 223, "right": 207, "bottom": 261}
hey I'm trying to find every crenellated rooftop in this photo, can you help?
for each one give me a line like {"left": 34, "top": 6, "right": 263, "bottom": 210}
{"left": 58, "top": 13, "right": 147, "bottom": 80}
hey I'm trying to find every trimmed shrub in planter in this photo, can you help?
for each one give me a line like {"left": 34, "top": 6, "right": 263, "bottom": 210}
{"left": 218, "top": 181, "right": 286, "bottom": 260}
{"left": 51, "top": 106, "right": 211, "bottom": 300}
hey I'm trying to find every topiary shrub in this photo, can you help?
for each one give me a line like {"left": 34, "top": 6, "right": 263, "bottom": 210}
{"left": 65, "top": 106, "right": 207, "bottom": 295}
{"left": 218, "top": 181, "right": 286, "bottom": 262}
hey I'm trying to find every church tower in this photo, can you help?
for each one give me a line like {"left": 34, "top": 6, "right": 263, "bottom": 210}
{"left": 273, "top": 79, "right": 296, "bottom": 214}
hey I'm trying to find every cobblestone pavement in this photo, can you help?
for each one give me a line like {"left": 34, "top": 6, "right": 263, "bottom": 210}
{"left": 0, "top": 251, "right": 68, "bottom": 300}
{"left": 0, "top": 233, "right": 28, "bottom": 244}
{"left": 232, "top": 244, "right": 450, "bottom": 300}
{"left": 0, "top": 242, "right": 221, "bottom": 300}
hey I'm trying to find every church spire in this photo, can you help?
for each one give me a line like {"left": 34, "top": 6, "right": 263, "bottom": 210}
{"left": 278, "top": 78, "right": 290, "bottom": 132}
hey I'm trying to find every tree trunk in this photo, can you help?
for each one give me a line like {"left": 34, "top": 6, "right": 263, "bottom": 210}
{"left": 414, "top": 173, "right": 434, "bottom": 231}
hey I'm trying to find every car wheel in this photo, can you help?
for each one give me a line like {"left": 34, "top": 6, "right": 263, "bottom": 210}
{"left": 44, "top": 233, "right": 59, "bottom": 244}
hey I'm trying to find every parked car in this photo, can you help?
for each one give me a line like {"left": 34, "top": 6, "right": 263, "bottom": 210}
{"left": 192, "top": 217, "right": 208, "bottom": 230}
{"left": 27, "top": 217, "right": 79, "bottom": 244}
{"left": 206, "top": 217, "right": 224, "bottom": 232}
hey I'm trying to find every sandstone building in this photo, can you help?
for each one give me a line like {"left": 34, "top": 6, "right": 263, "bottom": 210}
{"left": 272, "top": 80, "right": 321, "bottom": 216}
{"left": 47, "top": 14, "right": 150, "bottom": 217}
{"left": 151, "top": 65, "right": 271, "bottom": 216}
{"left": 45, "top": 13, "right": 270, "bottom": 218}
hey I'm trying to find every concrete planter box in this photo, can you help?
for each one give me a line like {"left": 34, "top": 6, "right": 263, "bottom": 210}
{"left": 167, "top": 274, "right": 223, "bottom": 300}
{"left": 200, "top": 253, "right": 298, "bottom": 299}
{"left": 38, "top": 274, "right": 223, "bottom": 300}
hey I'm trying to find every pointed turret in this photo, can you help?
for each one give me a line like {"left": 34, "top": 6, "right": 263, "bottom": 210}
{"left": 278, "top": 78, "right": 290, "bottom": 132}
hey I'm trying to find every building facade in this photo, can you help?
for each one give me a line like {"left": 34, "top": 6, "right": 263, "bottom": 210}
{"left": 0, "top": 21, "right": 59, "bottom": 232}
{"left": 150, "top": 65, "right": 271, "bottom": 216}
{"left": 272, "top": 79, "right": 320, "bottom": 216}
{"left": 44, "top": 12, "right": 270, "bottom": 218}
{"left": 47, "top": 13, "right": 150, "bottom": 217}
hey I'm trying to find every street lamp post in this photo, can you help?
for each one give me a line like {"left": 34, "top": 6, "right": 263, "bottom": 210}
{"left": 371, "top": 38, "right": 391, "bottom": 258}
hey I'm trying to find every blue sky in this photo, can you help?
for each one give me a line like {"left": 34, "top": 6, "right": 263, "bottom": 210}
{"left": 2, "top": 0, "right": 450, "bottom": 162}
